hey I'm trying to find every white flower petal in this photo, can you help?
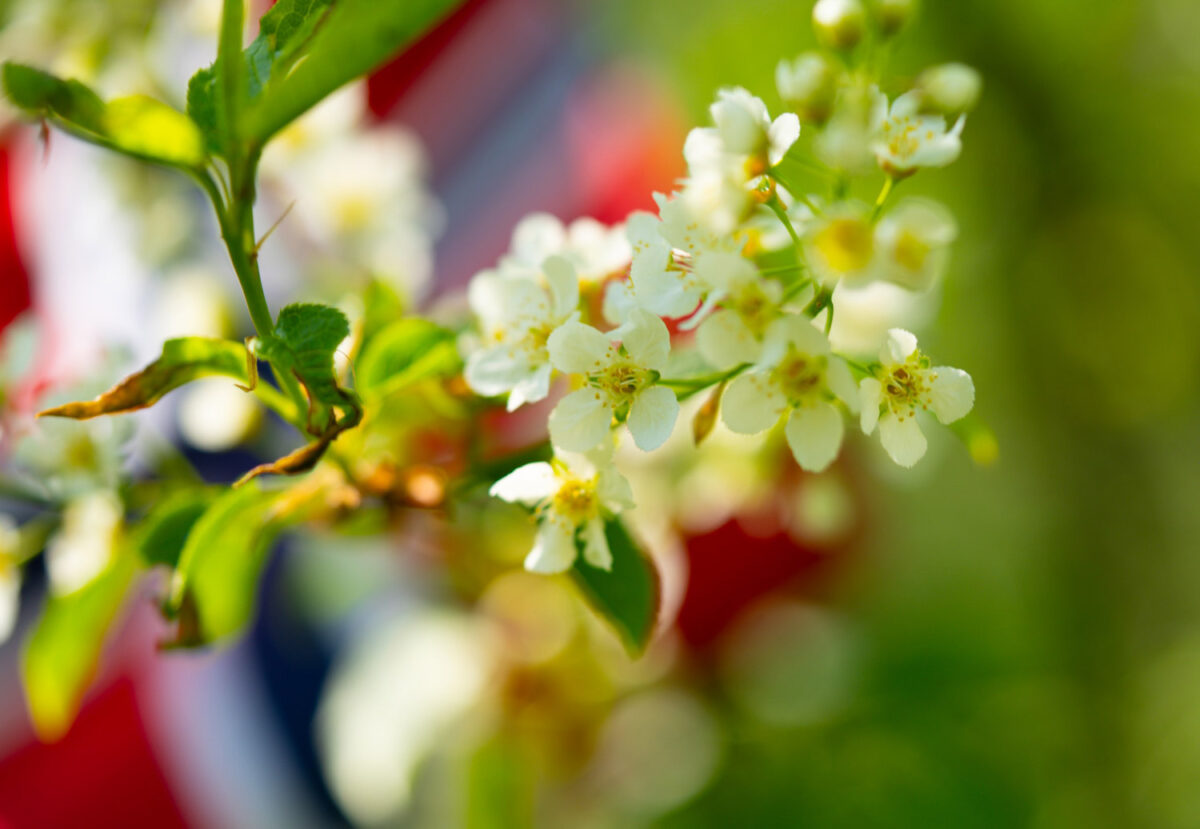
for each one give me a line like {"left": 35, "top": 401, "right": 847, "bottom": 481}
{"left": 883, "top": 328, "right": 919, "bottom": 364}
{"left": 548, "top": 321, "right": 612, "bottom": 375}
{"left": 490, "top": 462, "right": 558, "bottom": 505}
{"left": 696, "top": 309, "right": 761, "bottom": 369}
{"left": 618, "top": 309, "right": 672, "bottom": 371}
{"left": 526, "top": 520, "right": 577, "bottom": 574}
{"left": 889, "top": 91, "right": 923, "bottom": 120}
{"left": 510, "top": 213, "right": 565, "bottom": 268}
{"left": 627, "top": 385, "right": 680, "bottom": 451}
{"left": 768, "top": 112, "right": 801, "bottom": 165}
{"left": 464, "top": 347, "right": 532, "bottom": 397}
{"left": 878, "top": 411, "right": 928, "bottom": 467}
{"left": 543, "top": 255, "right": 580, "bottom": 320}
{"left": 722, "top": 372, "right": 786, "bottom": 434}
{"left": 548, "top": 388, "right": 613, "bottom": 451}
{"left": 597, "top": 468, "right": 635, "bottom": 511}
{"left": 693, "top": 251, "right": 757, "bottom": 293}
{"left": 602, "top": 280, "right": 636, "bottom": 326}
{"left": 927, "top": 366, "right": 974, "bottom": 424}
{"left": 826, "top": 356, "right": 859, "bottom": 413}
{"left": 581, "top": 518, "right": 613, "bottom": 570}
{"left": 784, "top": 401, "right": 844, "bottom": 473}
{"left": 859, "top": 377, "right": 882, "bottom": 434}
{"left": 507, "top": 362, "right": 553, "bottom": 411}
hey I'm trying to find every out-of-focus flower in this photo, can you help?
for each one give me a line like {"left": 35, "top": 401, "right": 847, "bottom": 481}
{"left": 176, "top": 379, "right": 262, "bottom": 452}
{"left": 500, "top": 213, "right": 631, "bottom": 288}
{"left": 812, "top": 0, "right": 867, "bottom": 50}
{"left": 874, "top": 199, "right": 957, "bottom": 291}
{"left": 693, "top": 251, "right": 782, "bottom": 369}
{"left": 859, "top": 328, "right": 974, "bottom": 466}
{"left": 776, "top": 53, "right": 840, "bottom": 124}
{"left": 871, "top": 90, "right": 965, "bottom": 177}
{"left": 704, "top": 87, "right": 800, "bottom": 171}
{"left": 876, "top": 0, "right": 916, "bottom": 37}
{"left": 45, "top": 490, "right": 122, "bottom": 595}
{"left": 465, "top": 256, "right": 580, "bottom": 412}
{"left": 547, "top": 310, "right": 679, "bottom": 452}
{"left": 917, "top": 63, "right": 983, "bottom": 116}
{"left": 722, "top": 316, "right": 858, "bottom": 472}
{"left": 491, "top": 450, "right": 635, "bottom": 573}
{"left": 803, "top": 201, "right": 879, "bottom": 286}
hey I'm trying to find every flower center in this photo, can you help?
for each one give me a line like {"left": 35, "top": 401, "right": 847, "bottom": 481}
{"left": 594, "top": 362, "right": 651, "bottom": 404}
{"left": 813, "top": 218, "right": 874, "bottom": 274}
{"left": 892, "top": 230, "right": 930, "bottom": 272}
{"left": 730, "top": 283, "right": 777, "bottom": 337}
{"left": 551, "top": 479, "right": 597, "bottom": 524}
{"left": 774, "top": 347, "right": 827, "bottom": 404}
{"left": 882, "top": 362, "right": 931, "bottom": 414}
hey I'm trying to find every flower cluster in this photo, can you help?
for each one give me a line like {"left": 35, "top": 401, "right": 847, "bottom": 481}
{"left": 465, "top": 0, "right": 982, "bottom": 574}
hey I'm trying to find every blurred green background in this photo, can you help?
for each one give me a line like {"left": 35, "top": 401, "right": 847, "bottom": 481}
{"left": 595, "top": 0, "right": 1200, "bottom": 825}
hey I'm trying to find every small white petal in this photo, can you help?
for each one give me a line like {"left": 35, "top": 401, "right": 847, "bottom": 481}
{"left": 627, "top": 385, "right": 680, "bottom": 451}
{"left": 618, "top": 309, "right": 672, "bottom": 371}
{"left": 859, "top": 377, "right": 882, "bottom": 434}
{"left": 768, "top": 112, "right": 801, "bottom": 165}
{"left": 784, "top": 401, "right": 845, "bottom": 473}
{"left": 490, "top": 462, "right": 558, "bottom": 505}
{"left": 883, "top": 328, "right": 919, "bottom": 364}
{"left": 581, "top": 518, "right": 613, "bottom": 570}
{"left": 507, "top": 362, "right": 553, "bottom": 411}
{"left": 602, "top": 280, "right": 636, "bottom": 326}
{"left": 596, "top": 468, "right": 635, "bottom": 511}
{"left": 889, "top": 91, "right": 923, "bottom": 120}
{"left": 526, "top": 520, "right": 577, "bottom": 574}
{"left": 543, "top": 255, "right": 580, "bottom": 319}
{"left": 825, "top": 357, "right": 859, "bottom": 414}
{"left": 548, "top": 388, "right": 613, "bottom": 451}
{"left": 697, "top": 309, "right": 762, "bottom": 370}
{"left": 510, "top": 213, "right": 565, "bottom": 268}
{"left": 722, "top": 372, "right": 786, "bottom": 434}
{"left": 878, "top": 411, "right": 928, "bottom": 467}
{"left": 548, "top": 321, "right": 612, "bottom": 374}
{"left": 927, "top": 367, "right": 974, "bottom": 424}
{"left": 464, "top": 347, "right": 532, "bottom": 397}
{"left": 693, "top": 251, "right": 757, "bottom": 293}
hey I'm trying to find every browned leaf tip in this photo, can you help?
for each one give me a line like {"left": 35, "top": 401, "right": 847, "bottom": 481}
{"left": 233, "top": 430, "right": 336, "bottom": 488}
{"left": 37, "top": 365, "right": 182, "bottom": 419}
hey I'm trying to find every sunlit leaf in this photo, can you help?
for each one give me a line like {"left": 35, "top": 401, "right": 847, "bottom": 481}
{"left": 255, "top": 302, "right": 355, "bottom": 411}
{"left": 357, "top": 318, "right": 461, "bottom": 400}
{"left": 22, "top": 553, "right": 138, "bottom": 741}
{"left": 38, "top": 337, "right": 251, "bottom": 420}
{"left": 168, "top": 483, "right": 282, "bottom": 644}
{"left": 572, "top": 518, "right": 660, "bottom": 656}
{"left": 129, "top": 490, "right": 215, "bottom": 568}
{"left": 2, "top": 63, "right": 207, "bottom": 170}
{"left": 244, "top": 0, "right": 464, "bottom": 142}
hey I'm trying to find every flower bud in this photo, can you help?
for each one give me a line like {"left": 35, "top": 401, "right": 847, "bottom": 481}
{"left": 776, "top": 53, "right": 839, "bottom": 124}
{"left": 812, "top": 0, "right": 867, "bottom": 50}
{"left": 875, "top": 0, "right": 916, "bottom": 37}
{"left": 917, "top": 63, "right": 982, "bottom": 116}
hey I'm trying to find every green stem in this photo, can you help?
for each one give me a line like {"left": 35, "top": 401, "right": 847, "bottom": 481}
{"left": 659, "top": 363, "right": 750, "bottom": 401}
{"left": 766, "top": 196, "right": 802, "bottom": 249}
{"left": 871, "top": 175, "right": 896, "bottom": 222}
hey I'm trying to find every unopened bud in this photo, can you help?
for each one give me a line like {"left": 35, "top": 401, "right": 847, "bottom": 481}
{"left": 917, "top": 63, "right": 982, "bottom": 116}
{"left": 813, "top": 0, "right": 867, "bottom": 50}
{"left": 875, "top": 0, "right": 915, "bottom": 37}
{"left": 776, "top": 53, "right": 839, "bottom": 124}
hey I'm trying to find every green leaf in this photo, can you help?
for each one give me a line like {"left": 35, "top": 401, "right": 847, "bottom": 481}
{"left": 38, "top": 337, "right": 252, "bottom": 420}
{"left": 129, "top": 490, "right": 215, "bottom": 568}
{"left": 22, "top": 553, "right": 139, "bottom": 741}
{"left": 186, "top": 66, "right": 220, "bottom": 153}
{"left": 244, "top": 0, "right": 464, "bottom": 142}
{"left": 572, "top": 518, "right": 660, "bottom": 656}
{"left": 168, "top": 483, "right": 283, "bottom": 644}
{"left": 2, "top": 62, "right": 207, "bottom": 170}
{"left": 256, "top": 302, "right": 352, "bottom": 408}
{"left": 357, "top": 318, "right": 461, "bottom": 400}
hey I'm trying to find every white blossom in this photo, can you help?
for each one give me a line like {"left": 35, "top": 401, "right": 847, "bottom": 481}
{"left": 706, "top": 87, "right": 800, "bottom": 169}
{"left": 490, "top": 451, "right": 635, "bottom": 573}
{"left": 871, "top": 90, "right": 965, "bottom": 176}
{"left": 874, "top": 199, "right": 957, "bottom": 291}
{"left": 464, "top": 255, "right": 580, "bottom": 411}
{"left": 859, "top": 328, "right": 974, "bottom": 467}
{"left": 721, "top": 316, "right": 858, "bottom": 472}
{"left": 501, "top": 213, "right": 631, "bottom": 287}
{"left": 693, "top": 252, "right": 782, "bottom": 369}
{"left": 547, "top": 309, "right": 679, "bottom": 452}
{"left": 803, "top": 201, "right": 879, "bottom": 286}
{"left": 45, "top": 490, "right": 122, "bottom": 595}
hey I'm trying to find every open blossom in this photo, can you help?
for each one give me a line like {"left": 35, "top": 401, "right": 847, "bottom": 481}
{"left": 803, "top": 201, "right": 879, "bottom": 286}
{"left": 490, "top": 450, "right": 635, "bottom": 573}
{"left": 693, "top": 251, "right": 783, "bottom": 369}
{"left": 547, "top": 309, "right": 679, "bottom": 452}
{"left": 501, "top": 213, "right": 631, "bottom": 286}
{"left": 705, "top": 87, "right": 800, "bottom": 171}
{"left": 871, "top": 90, "right": 965, "bottom": 176}
{"left": 722, "top": 316, "right": 858, "bottom": 472}
{"left": 874, "top": 199, "right": 957, "bottom": 291}
{"left": 464, "top": 255, "right": 579, "bottom": 411}
{"left": 859, "top": 328, "right": 974, "bottom": 467}
{"left": 604, "top": 211, "right": 704, "bottom": 325}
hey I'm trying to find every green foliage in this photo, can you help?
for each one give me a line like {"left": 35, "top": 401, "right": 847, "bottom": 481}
{"left": 243, "top": 0, "right": 464, "bottom": 142}
{"left": 572, "top": 519, "right": 660, "bottom": 656}
{"left": 2, "top": 63, "right": 207, "bottom": 170}
{"left": 22, "top": 553, "right": 139, "bottom": 741}
{"left": 169, "top": 484, "right": 283, "bottom": 644}
{"left": 357, "top": 318, "right": 462, "bottom": 400}
{"left": 129, "top": 490, "right": 215, "bottom": 568}
{"left": 255, "top": 302, "right": 358, "bottom": 417}
{"left": 38, "top": 337, "right": 252, "bottom": 420}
